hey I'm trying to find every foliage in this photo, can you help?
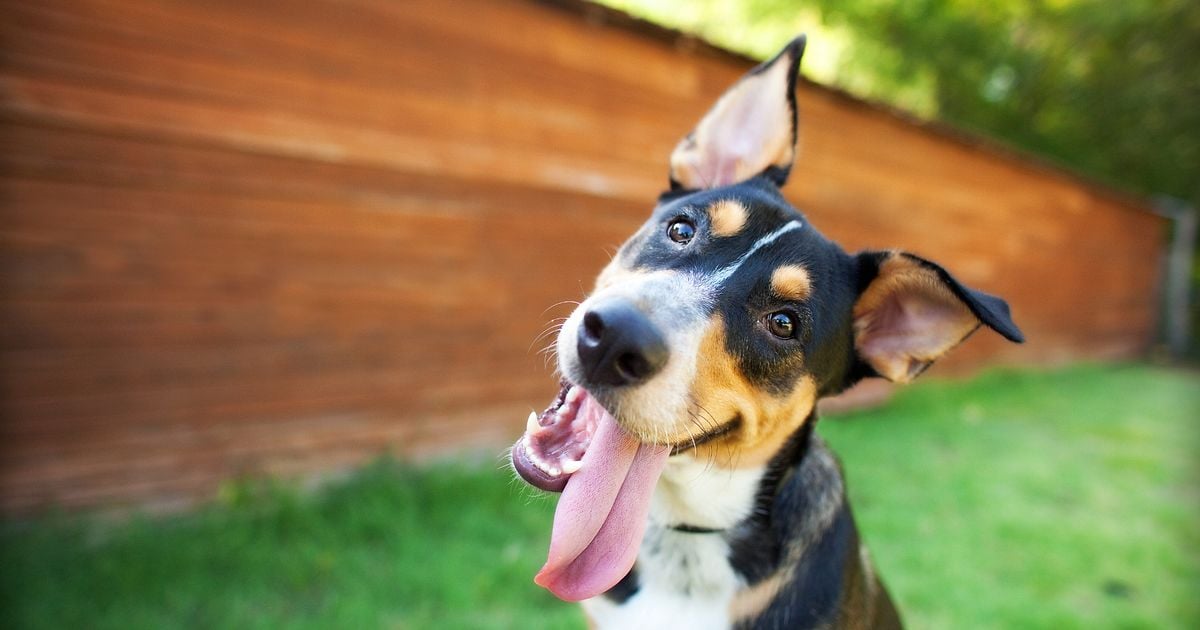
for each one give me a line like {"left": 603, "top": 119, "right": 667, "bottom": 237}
{"left": 603, "top": 0, "right": 1200, "bottom": 205}
{"left": 807, "top": 0, "right": 1200, "bottom": 205}
{"left": 2, "top": 364, "right": 1197, "bottom": 628}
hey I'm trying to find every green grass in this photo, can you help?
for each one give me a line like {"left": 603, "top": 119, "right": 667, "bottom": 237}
{"left": 821, "top": 363, "right": 1200, "bottom": 629}
{"left": 0, "top": 463, "right": 575, "bottom": 630}
{"left": 1, "top": 363, "right": 1197, "bottom": 629}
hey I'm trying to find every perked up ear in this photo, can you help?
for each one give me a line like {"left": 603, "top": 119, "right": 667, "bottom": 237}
{"left": 669, "top": 36, "right": 806, "bottom": 191}
{"left": 853, "top": 251, "right": 1024, "bottom": 383}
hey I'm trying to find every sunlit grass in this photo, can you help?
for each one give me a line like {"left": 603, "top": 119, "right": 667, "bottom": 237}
{"left": 0, "top": 462, "right": 578, "bottom": 630}
{"left": 822, "top": 363, "right": 1200, "bottom": 629}
{"left": 1, "top": 364, "right": 1196, "bottom": 629}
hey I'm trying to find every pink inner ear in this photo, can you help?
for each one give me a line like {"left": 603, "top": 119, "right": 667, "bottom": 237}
{"left": 855, "top": 278, "right": 980, "bottom": 383}
{"left": 670, "top": 49, "right": 796, "bottom": 190}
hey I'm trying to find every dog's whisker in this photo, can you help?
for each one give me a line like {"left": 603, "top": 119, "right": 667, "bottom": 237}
{"left": 541, "top": 300, "right": 581, "bottom": 316}
{"left": 529, "top": 321, "right": 565, "bottom": 346}
{"left": 690, "top": 403, "right": 723, "bottom": 472}
{"left": 538, "top": 347, "right": 559, "bottom": 370}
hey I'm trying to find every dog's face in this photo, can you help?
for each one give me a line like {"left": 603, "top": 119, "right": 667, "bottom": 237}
{"left": 512, "top": 36, "right": 1022, "bottom": 602}
{"left": 543, "top": 38, "right": 1021, "bottom": 472}
{"left": 555, "top": 180, "right": 858, "bottom": 469}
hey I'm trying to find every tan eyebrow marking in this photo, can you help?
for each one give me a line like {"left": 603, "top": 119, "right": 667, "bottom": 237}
{"left": 771, "top": 264, "right": 812, "bottom": 301}
{"left": 708, "top": 199, "right": 748, "bottom": 237}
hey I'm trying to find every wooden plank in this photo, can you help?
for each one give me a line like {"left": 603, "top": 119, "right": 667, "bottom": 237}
{"left": 0, "top": 0, "right": 1165, "bottom": 514}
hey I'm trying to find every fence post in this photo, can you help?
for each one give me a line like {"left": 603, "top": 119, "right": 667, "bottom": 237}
{"left": 1153, "top": 196, "right": 1197, "bottom": 358}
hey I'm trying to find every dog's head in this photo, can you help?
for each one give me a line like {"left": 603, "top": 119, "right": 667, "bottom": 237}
{"left": 512, "top": 37, "right": 1023, "bottom": 602}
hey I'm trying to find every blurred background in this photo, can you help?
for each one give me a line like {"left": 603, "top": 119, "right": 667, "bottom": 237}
{"left": 0, "top": 0, "right": 1196, "bottom": 628}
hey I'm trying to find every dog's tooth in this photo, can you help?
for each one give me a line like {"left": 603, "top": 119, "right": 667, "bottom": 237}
{"left": 561, "top": 459, "right": 583, "bottom": 475}
{"left": 526, "top": 411, "right": 539, "bottom": 433}
{"left": 530, "top": 452, "right": 552, "bottom": 474}
{"left": 566, "top": 386, "right": 583, "bottom": 404}
{"left": 524, "top": 443, "right": 544, "bottom": 465}
{"left": 548, "top": 466, "right": 562, "bottom": 477}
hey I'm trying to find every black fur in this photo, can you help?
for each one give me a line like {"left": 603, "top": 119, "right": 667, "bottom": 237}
{"left": 572, "top": 35, "right": 1021, "bottom": 628}
{"left": 628, "top": 176, "right": 1024, "bottom": 402}
{"left": 736, "top": 507, "right": 855, "bottom": 629}
{"left": 595, "top": 175, "right": 1020, "bottom": 627}
{"left": 603, "top": 565, "right": 640, "bottom": 604}
{"left": 727, "top": 417, "right": 815, "bottom": 584}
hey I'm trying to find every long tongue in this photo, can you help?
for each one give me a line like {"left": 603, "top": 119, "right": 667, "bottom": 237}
{"left": 535, "top": 395, "right": 670, "bottom": 601}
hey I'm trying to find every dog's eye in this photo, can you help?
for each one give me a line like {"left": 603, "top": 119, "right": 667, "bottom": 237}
{"left": 667, "top": 219, "right": 696, "bottom": 245}
{"left": 766, "top": 311, "right": 796, "bottom": 339}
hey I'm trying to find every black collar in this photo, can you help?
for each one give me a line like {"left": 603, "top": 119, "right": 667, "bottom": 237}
{"left": 668, "top": 523, "right": 724, "bottom": 534}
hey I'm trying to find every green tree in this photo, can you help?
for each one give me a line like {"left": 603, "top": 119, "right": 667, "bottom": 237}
{"left": 805, "top": 0, "right": 1200, "bottom": 204}
{"left": 604, "top": 0, "right": 1199, "bottom": 202}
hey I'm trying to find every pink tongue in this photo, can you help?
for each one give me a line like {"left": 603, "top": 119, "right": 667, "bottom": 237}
{"left": 534, "top": 394, "right": 670, "bottom": 601}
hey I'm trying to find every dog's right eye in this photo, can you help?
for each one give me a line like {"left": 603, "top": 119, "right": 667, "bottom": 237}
{"left": 766, "top": 311, "right": 797, "bottom": 339}
{"left": 667, "top": 219, "right": 696, "bottom": 245}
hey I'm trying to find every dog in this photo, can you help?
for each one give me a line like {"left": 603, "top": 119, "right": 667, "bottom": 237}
{"left": 510, "top": 36, "right": 1023, "bottom": 629}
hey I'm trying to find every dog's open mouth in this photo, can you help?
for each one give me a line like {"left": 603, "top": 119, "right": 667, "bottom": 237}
{"left": 510, "top": 381, "right": 671, "bottom": 602}
{"left": 511, "top": 381, "right": 591, "bottom": 493}
{"left": 511, "top": 380, "right": 745, "bottom": 601}
{"left": 513, "top": 381, "right": 742, "bottom": 493}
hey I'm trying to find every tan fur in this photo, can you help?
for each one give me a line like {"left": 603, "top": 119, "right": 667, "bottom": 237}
{"left": 729, "top": 568, "right": 791, "bottom": 622}
{"left": 770, "top": 264, "right": 812, "bottom": 301}
{"left": 708, "top": 199, "right": 749, "bottom": 237}
{"left": 852, "top": 253, "right": 979, "bottom": 383}
{"left": 683, "top": 317, "right": 818, "bottom": 469}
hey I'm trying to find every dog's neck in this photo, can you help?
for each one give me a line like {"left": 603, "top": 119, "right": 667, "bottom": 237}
{"left": 594, "top": 417, "right": 847, "bottom": 621}
{"left": 649, "top": 417, "right": 819, "bottom": 533}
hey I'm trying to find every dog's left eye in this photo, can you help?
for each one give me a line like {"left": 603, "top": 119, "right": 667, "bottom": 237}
{"left": 667, "top": 219, "right": 696, "bottom": 245}
{"left": 766, "top": 311, "right": 797, "bottom": 339}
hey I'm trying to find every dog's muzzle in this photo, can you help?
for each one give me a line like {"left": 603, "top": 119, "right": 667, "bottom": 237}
{"left": 576, "top": 297, "right": 669, "bottom": 387}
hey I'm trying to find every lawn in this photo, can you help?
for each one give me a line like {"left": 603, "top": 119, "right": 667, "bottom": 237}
{"left": 1, "top": 364, "right": 1197, "bottom": 629}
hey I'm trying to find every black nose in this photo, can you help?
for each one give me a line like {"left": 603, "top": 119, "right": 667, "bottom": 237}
{"left": 576, "top": 298, "right": 669, "bottom": 386}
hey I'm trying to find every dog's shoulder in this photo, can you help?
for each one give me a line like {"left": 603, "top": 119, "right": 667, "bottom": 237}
{"left": 730, "top": 437, "right": 902, "bottom": 629}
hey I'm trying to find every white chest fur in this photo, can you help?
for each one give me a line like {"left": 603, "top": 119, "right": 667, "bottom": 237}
{"left": 582, "top": 456, "right": 766, "bottom": 629}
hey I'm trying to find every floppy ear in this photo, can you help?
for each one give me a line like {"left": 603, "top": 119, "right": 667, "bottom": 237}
{"left": 853, "top": 251, "right": 1024, "bottom": 383}
{"left": 669, "top": 36, "right": 806, "bottom": 191}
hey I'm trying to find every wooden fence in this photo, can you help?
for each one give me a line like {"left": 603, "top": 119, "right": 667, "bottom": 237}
{"left": 0, "top": 0, "right": 1164, "bottom": 513}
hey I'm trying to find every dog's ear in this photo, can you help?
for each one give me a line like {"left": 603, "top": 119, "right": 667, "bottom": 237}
{"left": 852, "top": 251, "right": 1024, "bottom": 383}
{"left": 669, "top": 36, "right": 806, "bottom": 191}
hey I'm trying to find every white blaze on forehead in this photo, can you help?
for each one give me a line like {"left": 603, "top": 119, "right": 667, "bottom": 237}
{"left": 706, "top": 220, "right": 803, "bottom": 288}
{"left": 592, "top": 269, "right": 712, "bottom": 324}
